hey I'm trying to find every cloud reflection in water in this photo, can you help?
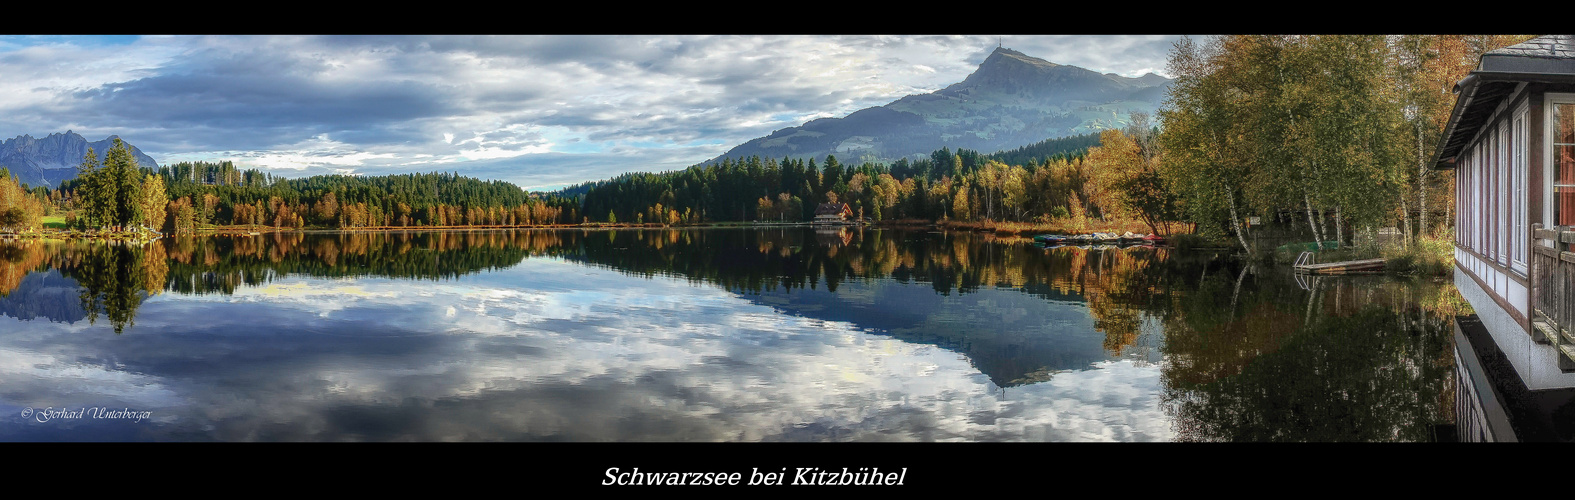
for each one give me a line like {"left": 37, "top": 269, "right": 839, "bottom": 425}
{"left": 0, "top": 256, "right": 1171, "bottom": 441}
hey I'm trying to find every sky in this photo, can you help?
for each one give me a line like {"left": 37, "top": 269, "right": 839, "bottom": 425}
{"left": 0, "top": 35, "right": 1182, "bottom": 191}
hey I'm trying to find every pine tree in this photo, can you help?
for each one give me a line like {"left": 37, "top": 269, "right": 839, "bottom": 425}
{"left": 75, "top": 148, "right": 110, "bottom": 228}
{"left": 102, "top": 138, "right": 143, "bottom": 229}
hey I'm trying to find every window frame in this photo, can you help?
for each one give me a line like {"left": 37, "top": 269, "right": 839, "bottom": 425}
{"left": 1544, "top": 93, "right": 1575, "bottom": 234}
{"left": 1512, "top": 101, "right": 1528, "bottom": 274}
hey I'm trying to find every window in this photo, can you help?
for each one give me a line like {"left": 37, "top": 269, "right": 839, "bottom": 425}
{"left": 1550, "top": 96, "right": 1575, "bottom": 227}
{"left": 1496, "top": 123, "right": 1506, "bottom": 264}
{"left": 1547, "top": 94, "right": 1575, "bottom": 250}
{"left": 1460, "top": 153, "right": 1469, "bottom": 246}
{"left": 1467, "top": 147, "right": 1476, "bottom": 251}
{"left": 1479, "top": 141, "right": 1487, "bottom": 252}
{"left": 1512, "top": 102, "right": 1528, "bottom": 274}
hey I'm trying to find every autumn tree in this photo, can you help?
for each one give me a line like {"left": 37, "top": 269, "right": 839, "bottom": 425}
{"left": 0, "top": 169, "right": 43, "bottom": 232}
{"left": 140, "top": 174, "right": 167, "bottom": 231}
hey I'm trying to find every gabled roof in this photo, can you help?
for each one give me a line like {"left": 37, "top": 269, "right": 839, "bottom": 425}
{"left": 814, "top": 202, "right": 851, "bottom": 215}
{"left": 1433, "top": 36, "right": 1575, "bottom": 170}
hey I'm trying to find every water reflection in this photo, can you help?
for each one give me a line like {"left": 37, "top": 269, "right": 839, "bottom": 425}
{"left": 1160, "top": 272, "right": 1465, "bottom": 441}
{"left": 0, "top": 228, "right": 1463, "bottom": 441}
{"left": 0, "top": 239, "right": 165, "bottom": 333}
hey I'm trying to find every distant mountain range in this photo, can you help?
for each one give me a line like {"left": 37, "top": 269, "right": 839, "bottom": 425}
{"left": 708, "top": 46, "right": 1171, "bottom": 165}
{"left": 0, "top": 131, "right": 160, "bottom": 188}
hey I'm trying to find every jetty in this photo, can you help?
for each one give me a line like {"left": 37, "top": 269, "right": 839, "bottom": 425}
{"left": 1292, "top": 251, "right": 1385, "bottom": 275}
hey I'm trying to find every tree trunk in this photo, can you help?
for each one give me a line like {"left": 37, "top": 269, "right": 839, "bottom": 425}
{"left": 1228, "top": 189, "right": 1254, "bottom": 256}
{"left": 1399, "top": 197, "right": 1412, "bottom": 250}
{"left": 1304, "top": 191, "right": 1324, "bottom": 250}
{"left": 1318, "top": 208, "right": 1329, "bottom": 247}
{"left": 1417, "top": 120, "right": 1429, "bottom": 240}
{"left": 1334, "top": 205, "right": 1344, "bottom": 248}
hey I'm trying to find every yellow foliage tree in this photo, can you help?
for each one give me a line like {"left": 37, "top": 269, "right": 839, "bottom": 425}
{"left": 0, "top": 169, "right": 43, "bottom": 233}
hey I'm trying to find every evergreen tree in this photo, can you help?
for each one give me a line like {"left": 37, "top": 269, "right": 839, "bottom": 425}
{"left": 103, "top": 138, "right": 144, "bottom": 229}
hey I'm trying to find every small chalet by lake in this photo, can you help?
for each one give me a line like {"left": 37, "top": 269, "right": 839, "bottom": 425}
{"left": 813, "top": 202, "right": 853, "bottom": 224}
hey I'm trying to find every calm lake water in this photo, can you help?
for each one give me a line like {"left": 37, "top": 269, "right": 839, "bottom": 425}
{"left": 0, "top": 228, "right": 1464, "bottom": 441}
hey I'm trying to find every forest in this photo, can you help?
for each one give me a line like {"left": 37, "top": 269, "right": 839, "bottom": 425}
{"left": 0, "top": 138, "right": 583, "bottom": 234}
{"left": 0, "top": 35, "right": 1540, "bottom": 252}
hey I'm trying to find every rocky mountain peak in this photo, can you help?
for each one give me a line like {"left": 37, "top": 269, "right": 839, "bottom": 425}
{"left": 984, "top": 46, "right": 1060, "bottom": 70}
{"left": 705, "top": 46, "right": 1172, "bottom": 167}
{"left": 950, "top": 47, "right": 1065, "bottom": 91}
{"left": 0, "top": 132, "right": 159, "bottom": 188}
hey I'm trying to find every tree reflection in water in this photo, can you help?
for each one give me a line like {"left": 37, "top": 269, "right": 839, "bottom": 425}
{"left": 1159, "top": 271, "right": 1467, "bottom": 441}
{"left": 0, "top": 228, "right": 1466, "bottom": 440}
{"left": 15, "top": 239, "right": 170, "bottom": 334}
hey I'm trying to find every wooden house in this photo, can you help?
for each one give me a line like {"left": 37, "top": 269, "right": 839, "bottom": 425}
{"left": 813, "top": 202, "right": 853, "bottom": 224}
{"left": 1433, "top": 35, "right": 1575, "bottom": 390}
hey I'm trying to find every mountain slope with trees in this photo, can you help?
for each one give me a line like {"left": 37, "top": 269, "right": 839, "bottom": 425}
{"left": 708, "top": 47, "right": 1170, "bottom": 166}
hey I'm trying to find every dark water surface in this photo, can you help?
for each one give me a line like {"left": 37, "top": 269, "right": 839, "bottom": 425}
{"left": 0, "top": 228, "right": 1465, "bottom": 441}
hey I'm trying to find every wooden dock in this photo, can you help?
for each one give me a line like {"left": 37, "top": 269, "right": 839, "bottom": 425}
{"left": 1293, "top": 258, "right": 1386, "bottom": 274}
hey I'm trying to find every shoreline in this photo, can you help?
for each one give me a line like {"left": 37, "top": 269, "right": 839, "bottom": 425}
{"left": 3, "top": 218, "right": 1192, "bottom": 241}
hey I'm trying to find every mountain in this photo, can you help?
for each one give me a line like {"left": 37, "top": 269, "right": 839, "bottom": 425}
{"left": 708, "top": 47, "right": 1171, "bottom": 165}
{"left": 0, "top": 131, "right": 161, "bottom": 188}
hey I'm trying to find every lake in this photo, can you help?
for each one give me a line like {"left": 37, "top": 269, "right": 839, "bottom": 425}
{"left": 0, "top": 227, "right": 1464, "bottom": 441}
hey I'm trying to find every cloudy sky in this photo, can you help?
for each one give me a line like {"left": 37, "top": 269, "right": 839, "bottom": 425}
{"left": 0, "top": 35, "right": 1181, "bottom": 191}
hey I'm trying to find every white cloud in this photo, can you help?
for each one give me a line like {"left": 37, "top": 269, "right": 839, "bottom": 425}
{"left": 0, "top": 35, "right": 1181, "bottom": 188}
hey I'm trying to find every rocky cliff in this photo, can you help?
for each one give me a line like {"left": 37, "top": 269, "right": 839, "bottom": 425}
{"left": 0, "top": 131, "right": 161, "bottom": 188}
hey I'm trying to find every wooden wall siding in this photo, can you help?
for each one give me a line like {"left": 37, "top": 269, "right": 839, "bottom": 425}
{"left": 1460, "top": 246, "right": 1530, "bottom": 331}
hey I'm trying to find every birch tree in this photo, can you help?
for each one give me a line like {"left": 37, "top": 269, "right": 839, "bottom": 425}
{"left": 1159, "top": 36, "right": 1257, "bottom": 254}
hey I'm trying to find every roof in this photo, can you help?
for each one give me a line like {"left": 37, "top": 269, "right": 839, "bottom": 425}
{"left": 1479, "top": 36, "right": 1575, "bottom": 73}
{"left": 1433, "top": 36, "right": 1575, "bottom": 170}
{"left": 814, "top": 202, "right": 851, "bottom": 215}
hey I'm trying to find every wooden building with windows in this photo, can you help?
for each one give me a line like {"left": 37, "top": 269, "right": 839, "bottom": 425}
{"left": 1433, "top": 35, "right": 1575, "bottom": 395}
{"left": 813, "top": 202, "right": 853, "bottom": 224}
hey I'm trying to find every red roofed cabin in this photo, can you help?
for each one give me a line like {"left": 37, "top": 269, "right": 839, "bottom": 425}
{"left": 1433, "top": 35, "right": 1575, "bottom": 381}
{"left": 814, "top": 202, "right": 853, "bottom": 224}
